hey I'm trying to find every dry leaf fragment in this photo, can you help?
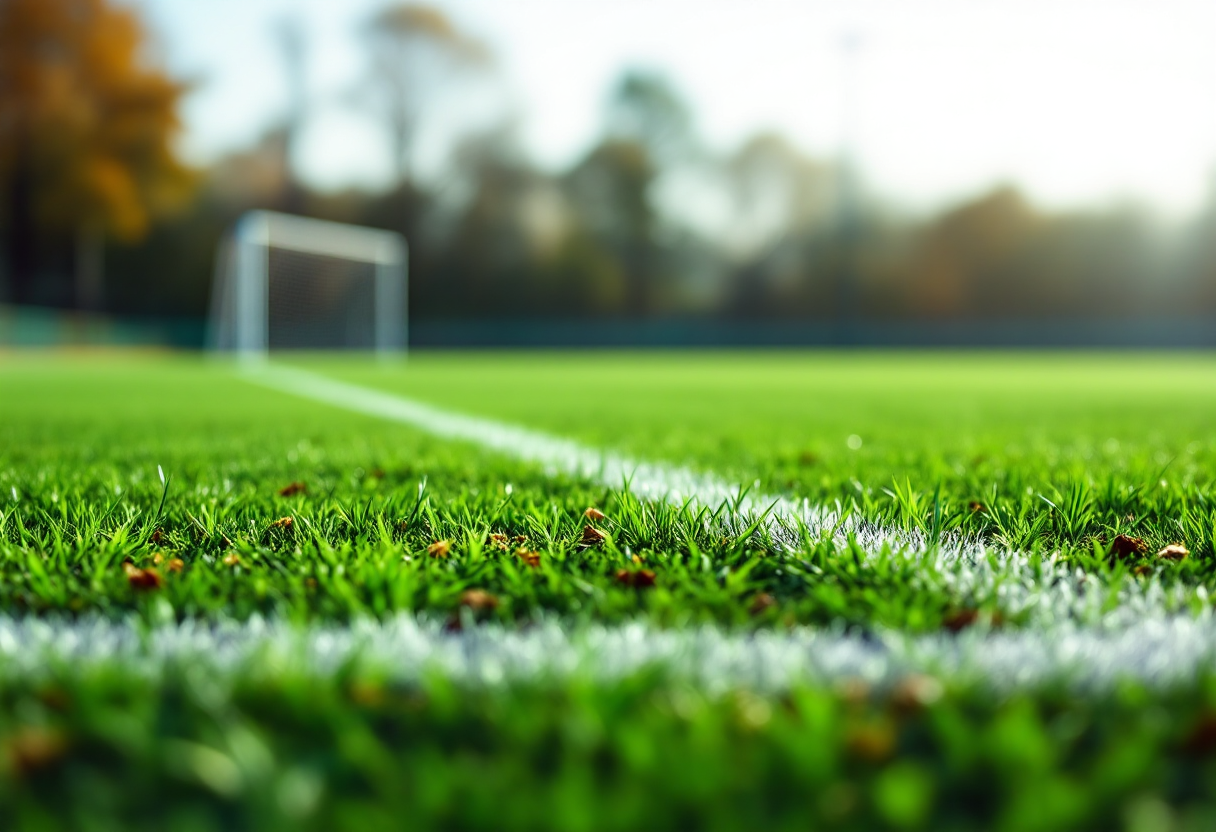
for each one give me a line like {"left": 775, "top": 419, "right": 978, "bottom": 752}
{"left": 835, "top": 677, "right": 871, "bottom": 705}
{"left": 278, "top": 481, "right": 307, "bottom": 497}
{"left": 488, "top": 533, "right": 510, "bottom": 551}
{"left": 427, "top": 540, "right": 451, "bottom": 558}
{"left": 942, "top": 608, "right": 979, "bottom": 633}
{"left": 1158, "top": 544, "right": 1190, "bottom": 561}
{"left": 580, "top": 525, "right": 608, "bottom": 546}
{"left": 511, "top": 534, "right": 528, "bottom": 544}
{"left": 5, "top": 727, "right": 67, "bottom": 776}
{"left": 150, "top": 529, "right": 164, "bottom": 545}
{"left": 615, "top": 568, "right": 656, "bottom": 588}
{"left": 349, "top": 680, "right": 385, "bottom": 707}
{"left": 270, "top": 516, "right": 294, "bottom": 530}
{"left": 845, "top": 722, "right": 894, "bottom": 762}
{"left": 516, "top": 548, "right": 541, "bottom": 568}
{"left": 1182, "top": 712, "right": 1216, "bottom": 756}
{"left": 222, "top": 552, "right": 241, "bottom": 567}
{"left": 1134, "top": 565, "right": 1153, "bottom": 577}
{"left": 1110, "top": 534, "right": 1148, "bottom": 558}
{"left": 459, "top": 589, "right": 499, "bottom": 611}
{"left": 748, "top": 592, "right": 777, "bottom": 615}
{"left": 889, "top": 674, "right": 944, "bottom": 713}
{"left": 166, "top": 558, "right": 185, "bottom": 573}
{"left": 584, "top": 507, "right": 607, "bottom": 521}
{"left": 123, "top": 563, "right": 163, "bottom": 590}
{"left": 151, "top": 553, "right": 165, "bottom": 565}
{"left": 967, "top": 501, "right": 986, "bottom": 514}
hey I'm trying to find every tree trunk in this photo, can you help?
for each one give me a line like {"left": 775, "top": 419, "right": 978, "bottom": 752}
{"left": 4, "top": 138, "right": 36, "bottom": 305}
{"left": 75, "top": 221, "right": 104, "bottom": 311}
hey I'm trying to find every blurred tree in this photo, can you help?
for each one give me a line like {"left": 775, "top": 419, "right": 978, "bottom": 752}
{"left": 605, "top": 70, "right": 695, "bottom": 168}
{"left": 906, "top": 186, "right": 1040, "bottom": 317}
{"left": 558, "top": 71, "right": 701, "bottom": 317}
{"left": 273, "top": 14, "right": 308, "bottom": 213}
{"left": 566, "top": 140, "right": 656, "bottom": 316}
{"left": 359, "top": 4, "right": 489, "bottom": 190}
{"left": 0, "top": 0, "right": 193, "bottom": 308}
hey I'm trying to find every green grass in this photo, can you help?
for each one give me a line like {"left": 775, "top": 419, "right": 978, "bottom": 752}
{"left": 3, "top": 350, "right": 1216, "bottom": 830}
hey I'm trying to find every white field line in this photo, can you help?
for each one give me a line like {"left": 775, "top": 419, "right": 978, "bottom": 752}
{"left": 243, "top": 364, "right": 1201, "bottom": 631}
{"left": 3, "top": 612, "right": 1216, "bottom": 694}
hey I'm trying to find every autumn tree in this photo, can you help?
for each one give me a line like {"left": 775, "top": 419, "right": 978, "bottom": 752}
{"left": 0, "top": 0, "right": 192, "bottom": 308}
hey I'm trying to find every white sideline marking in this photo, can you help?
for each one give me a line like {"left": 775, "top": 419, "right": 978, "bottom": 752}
{"left": 246, "top": 363, "right": 835, "bottom": 538}
{"left": 4, "top": 612, "right": 1216, "bottom": 693}
{"left": 243, "top": 364, "right": 1201, "bottom": 629}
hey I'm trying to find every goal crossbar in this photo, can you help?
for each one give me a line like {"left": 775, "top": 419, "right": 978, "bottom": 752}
{"left": 210, "top": 210, "right": 408, "bottom": 358}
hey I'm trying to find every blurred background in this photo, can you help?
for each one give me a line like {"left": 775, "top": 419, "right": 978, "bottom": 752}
{"left": 3, "top": 0, "right": 1216, "bottom": 347}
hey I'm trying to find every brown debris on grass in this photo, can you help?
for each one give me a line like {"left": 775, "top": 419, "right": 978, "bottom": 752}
{"left": 123, "top": 563, "right": 163, "bottom": 590}
{"left": 516, "top": 548, "right": 541, "bottom": 568}
{"left": 1110, "top": 534, "right": 1148, "bottom": 559}
{"left": 835, "top": 677, "right": 871, "bottom": 706}
{"left": 967, "top": 501, "right": 986, "bottom": 514}
{"left": 488, "top": 533, "right": 510, "bottom": 551}
{"left": 270, "top": 516, "right": 294, "bottom": 530}
{"left": 845, "top": 721, "right": 894, "bottom": 762}
{"left": 580, "top": 525, "right": 608, "bottom": 547}
{"left": 222, "top": 552, "right": 241, "bottom": 567}
{"left": 459, "top": 589, "right": 499, "bottom": 611}
{"left": 942, "top": 609, "right": 980, "bottom": 632}
{"left": 1182, "top": 712, "right": 1216, "bottom": 756}
{"left": 278, "top": 481, "right": 307, "bottom": 497}
{"left": 166, "top": 558, "right": 185, "bottom": 573}
{"left": 427, "top": 540, "right": 451, "bottom": 558}
{"left": 584, "top": 507, "right": 607, "bottom": 521}
{"left": 4, "top": 727, "right": 67, "bottom": 776}
{"left": 1158, "top": 543, "right": 1190, "bottom": 561}
{"left": 615, "top": 568, "right": 656, "bottom": 588}
{"left": 889, "top": 674, "right": 944, "bottom": 713}
{"left": 748, "top": 592, "right": 777, "bottom": 615}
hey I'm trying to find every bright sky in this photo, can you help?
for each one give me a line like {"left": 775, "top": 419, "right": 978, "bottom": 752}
{"left": 126, "top": 0, "right": 1216, "bottom": 215}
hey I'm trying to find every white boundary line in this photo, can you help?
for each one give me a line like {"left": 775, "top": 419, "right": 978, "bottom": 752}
{"left": 3, "top": 612, "right": 1215, "bottom": 693}
{"left": 242, "top": 364, "right": 1200, "bottom": 631}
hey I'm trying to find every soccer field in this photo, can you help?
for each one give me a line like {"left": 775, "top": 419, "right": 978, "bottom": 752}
{"left": 3, "top": 351, "right": 1216, "bottom": 830}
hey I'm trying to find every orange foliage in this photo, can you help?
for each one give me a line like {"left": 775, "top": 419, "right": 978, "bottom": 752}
{"left": 0, "top": 0, "right": 193, "bottom": 241}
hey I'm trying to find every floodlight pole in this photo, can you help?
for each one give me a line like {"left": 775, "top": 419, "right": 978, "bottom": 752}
{"left": 835, "top": 30, "right": 864, "bottom": 345}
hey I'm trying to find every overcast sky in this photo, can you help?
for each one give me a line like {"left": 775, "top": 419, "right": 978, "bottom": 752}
{"left": 125, "top": 0, "right": 1216, "bottom": 215}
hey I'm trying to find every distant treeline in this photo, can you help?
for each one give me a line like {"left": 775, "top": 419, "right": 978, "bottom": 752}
{"left": 3, "top": 0, "right": 1216, "bottom": 331}
{"left": 97, "top": 129, "right": 1216, "bottom": 328}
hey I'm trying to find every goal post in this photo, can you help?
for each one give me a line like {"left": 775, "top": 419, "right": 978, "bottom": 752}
{"left": 209, "top": 210, "right": 407, "bottom": 359}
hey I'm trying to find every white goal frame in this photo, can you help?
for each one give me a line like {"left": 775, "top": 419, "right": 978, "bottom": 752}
{"left": 209, "top": 210, "right": 408, "bottom": 359}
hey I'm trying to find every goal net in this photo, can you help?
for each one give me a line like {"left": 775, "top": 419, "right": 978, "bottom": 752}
{"left": 209, "top": 211, "right": 407, "bottom": 357}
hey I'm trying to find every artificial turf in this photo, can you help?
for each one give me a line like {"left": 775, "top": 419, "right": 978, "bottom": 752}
{"left": 3, "top": 350, "right": 1216, "bottom": 830}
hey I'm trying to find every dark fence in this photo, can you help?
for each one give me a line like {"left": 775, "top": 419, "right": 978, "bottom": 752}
{"left": 3, "top": 305, "right": 1214, "bottom": 350}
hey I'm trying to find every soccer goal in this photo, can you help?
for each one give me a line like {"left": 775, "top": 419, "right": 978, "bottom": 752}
{"left": 209, "top": 211, "right": 407, "bottom": 358}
